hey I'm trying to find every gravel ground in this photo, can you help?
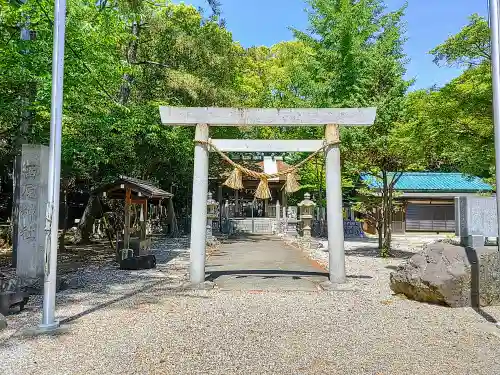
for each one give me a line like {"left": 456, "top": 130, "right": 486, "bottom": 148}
{"left": 0, "top": 236, "right": 191, "bottom": 341}
{"left": 2, "top": 234, "right": 500, "bottom": 375}
{"left": 301, "top": 234, "right": 453, "bottom": 299}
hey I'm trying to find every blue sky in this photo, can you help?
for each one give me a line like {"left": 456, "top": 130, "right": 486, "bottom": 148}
{"left": 176, "top": 0, "right": 488, "bottom": 90}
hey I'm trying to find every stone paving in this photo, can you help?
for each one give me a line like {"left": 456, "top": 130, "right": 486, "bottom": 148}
{"left": 206, "top": 234, "right": 328, "bottom": 291}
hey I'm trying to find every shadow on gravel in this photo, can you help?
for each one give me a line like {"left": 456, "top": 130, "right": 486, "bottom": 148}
{"left": 0, "top": 284, "right": 208, "bottom": 349}
{"left": 220, "top": 233, "right": 279, "bottom": 244}
{"left": 0, "top": 236, "right": 191, "bottom": 347}
{"left": 59, "top": 283, "right": 210, "bottom": 326}
{"left": 343, "top": 247, "right": 416, "bottom": 259}
{"left": 315, "top": 237, "right": 416, "bottom": 259}
{"left": 206, "top": 269, "right": 372, "bottom": 281}
{"left": 60, "top": 279, "right": 173, "bottom": 325}
{"left": 465, "top": 247, "right": 499, "bottom": 324}
{"left": 49, "top": 237, "right": 188, "bottom": 304}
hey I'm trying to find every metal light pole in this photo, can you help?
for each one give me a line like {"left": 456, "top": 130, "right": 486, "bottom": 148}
{"left": 489, "top": 0, "right": 500, "bottom": 330}
{"left": 39, "top": 0, "right": 67, "bottom": 331}
{"left": 490, "top": 0, "right": 500, "bottom": 244}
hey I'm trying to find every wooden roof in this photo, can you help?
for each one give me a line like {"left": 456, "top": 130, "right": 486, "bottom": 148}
{"left": 93, "top": 176, "right": 173, "bottom": 200}
{"left": 361, "top": 172, "right": 493, "bottom": 193}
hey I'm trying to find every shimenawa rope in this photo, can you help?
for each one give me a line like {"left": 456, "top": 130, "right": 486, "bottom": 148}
{"left": 195, "top": 139, "right": 340, "bottom": 200}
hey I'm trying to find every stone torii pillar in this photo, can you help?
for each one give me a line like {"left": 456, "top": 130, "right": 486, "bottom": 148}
{"left": 159, "top": 106, "right": 377, "bottom": 286}
{"left": 190, "top": 124, "right": 209, "bottom": 284}
{"left": 325, "top": 124, "right": 345, "bottom": 283}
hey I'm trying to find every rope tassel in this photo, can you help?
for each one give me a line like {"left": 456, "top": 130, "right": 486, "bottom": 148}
{"left": 223, "top": 167, "right": 244, "bottom": 190}
{"left": 284, "top": 172, "right": 301, "bottom": 193}
{"left": 255, "top": 177, "right": 272, "bottom": 200}
{"left": 195, "top": 138, "right": 340, "bottom": 200}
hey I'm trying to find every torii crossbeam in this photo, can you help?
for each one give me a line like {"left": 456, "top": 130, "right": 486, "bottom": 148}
{"left": 159, "top": 106, "right": 377, "bottom": 286}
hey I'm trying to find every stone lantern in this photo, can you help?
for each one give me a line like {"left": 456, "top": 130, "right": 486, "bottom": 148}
{"left": 206, "top": 192, "right": 218, "bottom": 241}
{"left": 298, "top": 192, "right": 316, "bottom": 239}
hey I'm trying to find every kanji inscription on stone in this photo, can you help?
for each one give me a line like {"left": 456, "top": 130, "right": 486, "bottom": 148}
{"left": 21, "top": 184, "right": 38, "bottom": 200}
{"left": 19, "top": 222, "right": 37, "bottom": 242}
{"left": 21, "top": 162, "right": 41, "bottom": 180}
{"left": 16, "top": 144, "right": 49, "bottom": 279}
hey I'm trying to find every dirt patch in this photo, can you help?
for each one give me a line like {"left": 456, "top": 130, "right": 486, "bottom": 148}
{"left": 0, "top": 240, "right": 116, "bottom": 279}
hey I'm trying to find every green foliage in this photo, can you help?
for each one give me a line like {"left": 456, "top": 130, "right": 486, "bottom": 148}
{"left": 396, "top": 15, "right": 493, "bottom": 180}
{"left": 1, "top": 0, "right": 493, "bottom": 253}
{"left": 0, "top": 1, "right": 245, "bottom": 208}
{"left": 430, "top": 14, "right": 490, "bottom": 68}
{"left": 292, "top": 0, "right": 413, "bottom": 252}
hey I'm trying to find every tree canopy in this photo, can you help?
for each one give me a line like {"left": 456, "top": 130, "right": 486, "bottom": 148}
{"left": 0, "top": 1, "right": 495, "bottom": 250}
{"left": 396, "top": 14, "right": 493, "bottom": 181}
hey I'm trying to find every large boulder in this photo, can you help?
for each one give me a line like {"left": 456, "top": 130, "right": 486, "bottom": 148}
{"left": 390, "top": 242, "right": 500, "bottom": 307}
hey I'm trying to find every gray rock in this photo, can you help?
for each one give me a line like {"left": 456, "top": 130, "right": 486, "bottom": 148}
{"left": 0, "top": 275, "right": 72, "bottom": 295}
{"left": 0, "top": 313, "right": 6, "bottom": 331}
{"left": 0, "top": 291, "right": 30, "bottom": 315}
{"left": 390, "top": 243, "right": 500, "bottom": 307}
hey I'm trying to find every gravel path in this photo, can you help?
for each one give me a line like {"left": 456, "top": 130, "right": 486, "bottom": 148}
{"left": 2, "top": 234, "right": 500, "bottom": 375}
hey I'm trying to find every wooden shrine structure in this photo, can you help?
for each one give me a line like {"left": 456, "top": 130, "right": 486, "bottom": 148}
{"left": 210, "top": 156, "right": 298, "bottom": 218}
{"left": 94, "top": 176, "right": 174, "bottom": 260}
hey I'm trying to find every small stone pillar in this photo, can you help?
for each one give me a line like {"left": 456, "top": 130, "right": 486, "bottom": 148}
{"left": 217, "top": 185, "right": 223, "bottom": 230}
{"left": 206, "top": 192, "right": 218, "bottom": 242}
{"left": 234, "top": 189, "right": 240, "bottom": 217}
{"left": 298, "top": 192, "right": 316, "bottom": 239}
{"left": 285, "top": 206, "right": 299, "bottom": 237}
{"left": 274, "top": 200, "right": 281, "bottom": 234}
{"left": 139, "top": 202, "right": 146, "bottom": 241}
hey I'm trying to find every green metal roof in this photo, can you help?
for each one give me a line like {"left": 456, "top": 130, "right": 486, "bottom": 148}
{"left": 361, "top": 172, "right": 493, "bottom": 192}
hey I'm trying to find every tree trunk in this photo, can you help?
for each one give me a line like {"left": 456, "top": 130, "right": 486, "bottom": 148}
{"left": 377, "top": 209, "right": 383, "bottom": 250}
{"left": 380, "top": 171, "right": 390, "bottom": 255}
{"left": 76, "top": 195, "right": 102, "bottom": 244}
{"left": 383, "top": 172, "right": 404, "bottom": 254}
{"left": 119, "top": 21, "right": 140, "bottom": 106}
{"left": 11, "top": 155, "right": 21, "bottom": 267}
{"left": 383, "top": 187, "right": 393, "bottom": 252}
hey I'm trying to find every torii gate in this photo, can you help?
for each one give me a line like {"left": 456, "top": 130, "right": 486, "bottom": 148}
{"left": 159, "top": 107, "right": 377, "bottom": 285}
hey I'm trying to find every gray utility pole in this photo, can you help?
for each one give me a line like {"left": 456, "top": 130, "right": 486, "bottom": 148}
{"left": 39, "top": 0, "right": 67, "bottom": 331}
{"left": 11, "top": 1, "right": 35, "bottom": 267}
{"left": 489, "top": 0, "right": 500, "bottom": 329}
{"left": 490, "top": 0, "right": 500, "bottom": 244}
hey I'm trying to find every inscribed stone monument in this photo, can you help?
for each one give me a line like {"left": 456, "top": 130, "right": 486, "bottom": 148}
{"left": 16, "top": 144, "right": 49, "bottom": 279}
{"left": 343, "top": 220, "right": 365, "bottom": 239}
{"left": 455, "top": 196, "right": 498, "bottom": 247}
